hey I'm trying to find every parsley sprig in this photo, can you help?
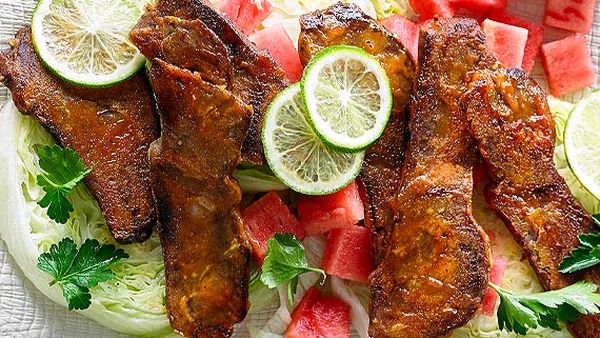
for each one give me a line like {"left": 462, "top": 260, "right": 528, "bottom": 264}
{"left": 34, "top": 145, "right": 92, "bottom": 224}
{"left": 491, "top": 281, "right": 600, "bottom": 335}
{"left": 37, "top": 238, "right": 129, "bottom": 310}
{"left": 559, "top": 215, "right": 600, "bottom": 274}
{"left": 260, "top": 234, "right": 326, "bottom": 305}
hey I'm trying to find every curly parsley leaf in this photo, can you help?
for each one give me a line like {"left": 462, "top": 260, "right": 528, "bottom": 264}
{"left": 559, "top": 215, "right": 600, "bottom": 274}
{"left": 37, "top": 238, "right": 129, "bottom": 310}
{"left": 491, "top": 281, "right": 600, "bottom": 335}
{"left": 34, "top": 145, "right": 92, "bottom": 224}
{"left": 260, "top": 233, "right": 326, "bottom": 304}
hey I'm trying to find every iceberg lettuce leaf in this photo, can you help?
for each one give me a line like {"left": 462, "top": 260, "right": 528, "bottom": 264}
{"left": 234, "top": 166, "right": 288, "bottom": 193}
{"left": 0, "top": 100, "right": 173, "bottom": 337}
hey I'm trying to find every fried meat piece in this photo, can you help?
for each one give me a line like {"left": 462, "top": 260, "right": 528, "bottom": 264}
{"left": 369, "top": 19, "right": 496, "bottom": 338}
{"left": 464, "top": 67, "right": 600, "bottom": 338}
{"left": 130, "top": 0, "right": 288, "bottom": 164}
{"left": 0, "top": 28, "right": 158, "bottom": 243}
{"left": 298, "top": 2, "right": 416, "bottom": 265}
{"left": 131, "top": 13, "right": 252, "bottom": 337}
{"left": 149, "top": 60, "right": 251, "bottom": 338}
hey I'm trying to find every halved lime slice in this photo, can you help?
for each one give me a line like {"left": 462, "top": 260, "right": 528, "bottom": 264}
{"left": 564, "top": 91, "right": 600, "bottom": 199}
{"left": 263, "top": 84, "right": 365, "bottom": 196}
{"left": 301, "top": 45, "right": 393, "bottom": 152}
{"left": 31, "top": 0, "right": 149, "bottom": 87}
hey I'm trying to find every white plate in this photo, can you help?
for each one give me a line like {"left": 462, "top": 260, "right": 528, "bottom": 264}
{"left": 0, "top": 0, "right": 599, "bottom": 337}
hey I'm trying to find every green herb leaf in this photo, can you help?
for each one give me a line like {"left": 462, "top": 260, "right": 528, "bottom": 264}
{"left": 34, "top": 145, "right": 92, "bottom": 224}
{"left": 260, "top": 233, "right": 326, "bottom": 299}
{"left": 559, "top": 215, "right": 600, "bottom": 274}
{"left": 37, "top": 238, "right": 129, "bottom": 310}
{"left": 288, "top": 276, "right": 299, "bottom": 306}
{"left": 491, "top": 281, "right": 600, "bottom": 335}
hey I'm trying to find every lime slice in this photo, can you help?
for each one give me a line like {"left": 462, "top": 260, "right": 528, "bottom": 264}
{"left": 263, "top": 84, "right": 365, "bottom": 196}
{"left": 31, "top": 0, "right": 149, "bottom": 87}
{"left": 564, "top": 91, "right": 600, "bottom": 199}
{"left": 301, "top": 45, "right": 393, "bottom": 152}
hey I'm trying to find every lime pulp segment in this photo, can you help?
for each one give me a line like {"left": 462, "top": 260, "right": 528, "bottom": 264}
{"left": 31, "top": 0, "right": 149, "bottom": 87}
{"left": 262, "top": 84, "right": 365, "bottom": 196}
{"left": 564, "top": 91, "right": 600, "bottom": 199}
{"left": 302, "top": 45, "right": 393, "bottom": 152}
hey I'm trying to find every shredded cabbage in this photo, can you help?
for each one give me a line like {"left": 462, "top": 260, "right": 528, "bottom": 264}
{"left": 0, "top": 100, "right": 174, "bottom": 337}
{"left": 549, "top": 97, "right": 600, "bottom": 215}
{"left": 331, "top": 277, "right": 370, "bottom": 338}
{"left": 547, "top": 96, "right": 573, "bottom": 144}
{"left": 249, "top": 277, "right": 280, "bottom": 314}
{"left": 258, "top": 285, "right": 291, "bottom": 336}
{"left": 370, "top": 0, "right": 411, "bottom": 18}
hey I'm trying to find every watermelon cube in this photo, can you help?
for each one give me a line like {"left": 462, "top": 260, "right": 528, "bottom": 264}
{"left": 218, "top": 0, "right": 273, "bottom": 35}
{"left": 481, "top": 256, "right": 507, "bottom": 316}
{"left": 489, "top": 12, "right": 544, "bottom": 72}
{"left": 449, "top": 0, "right": 507, "bottom": 15}
{"left": 321, "top": 226, "right": 373, "bottom": 284}
{"left": 545, "top": 0, "right": 596, "bottom": 34}
{"left": 285, "top": 288, "right": 351, "bottom": 338}
{"left": 217, "top": 0, "right": 243, "bottom": 22}
{"left": 381, "top": 15, "right": 419, "bottom": 61}
{"left": 297, "top": 181, "right": 365, "bottom": 236}
{"left": 249, "top": 23, "right": 303, "bottom": 82}
{"left": 541, "top": 35, "right": 597, "bottom": 96}
{"left": 409, "top": 0, "right": 456, "bottom": 22}
{"left": 482, "top": 19, "right": 529, "bottom": 69}
{"left": 242, "top": 192, "right": 304, "bottom": 263}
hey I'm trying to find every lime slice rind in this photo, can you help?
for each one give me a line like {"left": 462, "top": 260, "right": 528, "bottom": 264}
{"left": 31, "top": 0, "right": 148, "bottom": 88}
{"left": 564, "top": 90, "right": 600, "bottom": 200}
{"left": 263, "top": 84, "right": 364, "bottom": 196}
{"left": 301, "top": 45, "right": 393, "bottom": 152}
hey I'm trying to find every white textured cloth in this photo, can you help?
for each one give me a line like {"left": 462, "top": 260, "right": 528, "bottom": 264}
{"left": 0, "top": 0, "right": 598, "bottom": 337}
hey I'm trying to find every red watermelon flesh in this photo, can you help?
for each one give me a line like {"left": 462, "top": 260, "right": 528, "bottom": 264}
{"left": 409, "top": 0, "right": 456, "bottom": 22}
{"left": 218, "top": 0, "right": 272, "bottom": 35}
{"left": 489, "top": 12, "right": 544, "bottom": 72}
{"left": 483, "top": 19, "right": 529, "bottom": 69}
{"left": 249, "top": 23, "right": 303, "bottom": 82}
{"left": 381, "top": 15, "right": 419, "bottom": 61}
{"left": 321, "top": 226, "right": 373, "bottom": 284}
{"left": 236, "top": 0, "right": 273, "bottom": 35}
{"left": 545, "top": 0, "right": 596, "bottom": 34}
{"left": 297, "top": 181, "right": 365, "bottom": 236}
{"left": 217, "top": 0, "right": 243, "bottom": 22}
{"left": 541, "top": 35, "right": 597, "bottom": 96}
{"left": 482, "top": 256, "right": 507, "bottom": 316}
{"left": 285, "top": 288, "right": 351, "bottom": 338}
{"left": 242, "top": 192, "right": 304, "bottom": 263}
{"left": 449, "top": 0, "right": 507, "bottom": 15}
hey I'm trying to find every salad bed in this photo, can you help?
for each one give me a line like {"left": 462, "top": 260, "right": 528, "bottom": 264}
{"left": 0, "top": 0, "right": 598, "bottom": 337}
